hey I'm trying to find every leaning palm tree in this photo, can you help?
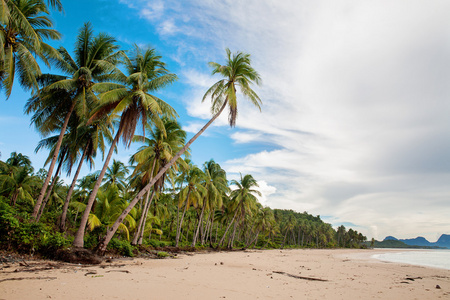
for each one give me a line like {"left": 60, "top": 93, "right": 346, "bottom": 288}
{"left": 72, "top": 45, "right": 177, "bottom": 248}
{"left": 96, "top": 48, "right": 262, "bottom": 254}
{"left": 27, "top": 22, "right": 121, "bottom": 220}
{"left": 0, "top": 0, "right": 61, "bottom": 98}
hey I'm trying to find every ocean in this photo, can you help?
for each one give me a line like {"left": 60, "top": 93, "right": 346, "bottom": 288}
{"left": 373, "top": 249, "right": 450, "bottom": 270}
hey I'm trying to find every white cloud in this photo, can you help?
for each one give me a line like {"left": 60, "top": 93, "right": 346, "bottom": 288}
{"left": 122, "top": 0, "right": 450, "bottom": 241}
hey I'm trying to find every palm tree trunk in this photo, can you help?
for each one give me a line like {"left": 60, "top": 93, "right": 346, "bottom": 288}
{"left": 175, "top": 190, "right": 190, "bottom": 247}
{"left": 202, "top": 211, "right": 212, "bottom": 245}
{"left": 132, "top": 189, "right": 152, "bottom": 245}
{"left": 191, "top": 200, "right": 206, "bottom": 247}
{"left": 60, "top": 146, "right": 88, "bottom": 232}
{"left": 36, "top": 157, "right": 64, "bottom": 222}
{"left": 73, "top": 130, "right": 121, "bottom": 248}
{"left": 246, "top": 229, "right": 260, "bottom": 248}
{"left": 218, "top": 205, "right": 240, "bottom": 247}
{"left": 132, "top": 159, "right": 157, "bottom": 245}
{"left": 97, "top": 101, "right": 228, "bottom": 254}
{"left": 32, "top": 100, "right": 76, "bottom": 220}
{"left": 137, "top": 190, "right": 156, "bottom": 245}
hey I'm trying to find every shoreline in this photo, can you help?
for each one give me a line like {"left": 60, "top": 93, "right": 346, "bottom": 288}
{"left": 1, "top": 248, "right": 449, "bottom": 299}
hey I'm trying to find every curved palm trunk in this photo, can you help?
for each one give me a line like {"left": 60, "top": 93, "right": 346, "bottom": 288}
{"left": 132, "top": 189, "right": 151, "bottom": 245}
{"left": 73, "top": 131, "right": 121, "bottom": 248}
{"left": 32, "top": 100, "right": 76, "bottom": 220}
{"left": 137, "top": 189, "right": 156, "bottom": 245}
{"left": 229, "top": 216, "right": 240, "bottom": 249}
{"left": 96, "top": 100, "right": 228, "bottom": 254}
{"left": 175, "top": 190, "right": 190, "bottom": 247}
{"left": 218, "top": 205, "right": 240, "bottom": 247}
{"left": 59, "top": 146, "right": 88, "bottom": 232}
{"left": 191, "top": 200, "right": 206, "bottom": 247}
{"left": 133, "top": 160, "right": 157, "bottom": 245}
{"left": 36, "top": 158, "right": 64, "bottom": 222}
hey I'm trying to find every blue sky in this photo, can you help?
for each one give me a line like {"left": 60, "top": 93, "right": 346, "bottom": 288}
{"left": 1, "top": 0, "right": 450, "bottom": 241}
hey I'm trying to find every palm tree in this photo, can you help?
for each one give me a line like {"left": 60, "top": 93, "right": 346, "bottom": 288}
{"left": 70, "top": 184, "right": 136, "bottom": 241}
{"left": 72, "top": 45, "right": 177, "bottom": 248}
{"left": 130, "top": 118, "right": 187, "bottom": 245}
{"left": 59, "top": 115, "right": 113, "bottom": 232}
{"left": 175, "top": 166, "right": 205, "bottom": 247}
{"left": 191, "top": 160, "right": 228, "bottom": 247}
{"left": 97, "top": 48, "right": 262, "bottom": 254}
{"left": 219, "top": 174, "right": 261, "bottom": 248}
{"left": 103, "top": 159, "right": 129, "bottom": 191}
{"left": 0, "top": 163, "right": 39, "bottom": 206}
{"left": 27, "top": 22, "right": 121, "bottom": 221}
{"left": 0, "top": 0, "right": 61, "bottom": 98}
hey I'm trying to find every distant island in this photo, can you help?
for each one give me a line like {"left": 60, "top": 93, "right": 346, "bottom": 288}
{"left": 369, "top": 234, "right": 450, "bottom": 249}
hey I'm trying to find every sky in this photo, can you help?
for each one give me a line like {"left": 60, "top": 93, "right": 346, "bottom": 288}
{"left": 1, "top": 0, "right": 449, "bottom": 241}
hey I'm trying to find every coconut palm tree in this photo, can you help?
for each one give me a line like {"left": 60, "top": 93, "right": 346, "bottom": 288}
{"left": 70, "top": 184, "right": 136, "bottom": 241}
{"left": 0, "top": 0, "right": 61, "bottom": 98}
{"left": 175, "top": 166, "right": 205, "bottom": 247}
{"left": 219, "top": 174, "right": 261, "bottom": 248}
{"left": 0, "top": 162, "right": 39, "bottom": 206}
{"left": 27, "top": 22, "right": 121, "bottom": 220}
{"left": 191, "top": 160, "right": 228, "bottom": 247}
{"left": 103, "top": 159, "right": 129, "bottom": 192}
{"left": 72, "top": 45, "right": 177, "bottom": 248}
{"left": 59, "top": 115, "right": 113, "bottom": 232}
{"left": 96, "top": 48, "right": 262, "bottom": 254}
{"left": 130, "top": 118, "right": 187, "bottom": 245}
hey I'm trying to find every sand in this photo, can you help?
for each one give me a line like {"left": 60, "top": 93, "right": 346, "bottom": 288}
{"left": 1, "top": 249, "right": 449, "bottom": 299}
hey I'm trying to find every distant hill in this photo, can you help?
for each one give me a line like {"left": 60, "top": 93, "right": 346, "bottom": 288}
{"left": 383, "top": 234, "right": 450, "bottom": 249}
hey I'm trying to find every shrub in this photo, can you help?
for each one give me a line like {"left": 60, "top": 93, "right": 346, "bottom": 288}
{"left": 108, "top": 238, "right": 135, "bottom": 257}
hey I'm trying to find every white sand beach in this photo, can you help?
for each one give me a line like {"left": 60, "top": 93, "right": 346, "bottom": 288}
{"left": 1, "top": 249, "right": 449, "bottom": 299}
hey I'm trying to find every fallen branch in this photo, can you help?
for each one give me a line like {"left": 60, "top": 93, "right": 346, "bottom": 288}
{"left": 0, "top": 276, "right": 57, "bottom": 283}
{"left": 14, "top": 267, "right": 54, "bottom": 273}
{"left": 273, "top": 271, "right": 328, "bottom": 282}
{"left": 106, "top": 270, "right": 130, "bottom": 273}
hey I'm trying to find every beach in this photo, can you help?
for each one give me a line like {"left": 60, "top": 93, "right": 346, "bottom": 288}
{"left": 1, "top": 249, "right": 449, "bottom": 299}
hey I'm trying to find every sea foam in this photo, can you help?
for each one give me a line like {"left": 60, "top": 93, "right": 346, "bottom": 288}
{"left": 373, "top": 249, "right": 450, "bottom": 270}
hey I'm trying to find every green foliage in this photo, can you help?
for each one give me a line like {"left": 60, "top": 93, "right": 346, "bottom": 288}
{"left": 0, "top": 201, "right": 70, "bottom": 255}
{"left": 156, "top": 251, "right": 169, "bottom": 258}
{"left": 107, "top": 238, "right": 135, "bottom": 257}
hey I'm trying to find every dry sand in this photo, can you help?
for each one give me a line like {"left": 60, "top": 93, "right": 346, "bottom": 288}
{"left": 1, "top": 249, "right": 449, "bottom": 299}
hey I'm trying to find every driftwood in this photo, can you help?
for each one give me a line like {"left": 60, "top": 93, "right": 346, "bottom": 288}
{"left": 0, "top": 276, "right": 57, "bottom": 283}
{"left": 106, "top": 270, "right": 130, "bottom": 273}
{"left": 14, "top": 266, "right": 54, "bottom": 273}
{"left": 273, "top": 271, "right": 328, "bottom": 282}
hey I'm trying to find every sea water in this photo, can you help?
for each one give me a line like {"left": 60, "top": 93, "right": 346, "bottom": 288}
{"left": 373, "top": 249, "right": 450, "bottom": 270}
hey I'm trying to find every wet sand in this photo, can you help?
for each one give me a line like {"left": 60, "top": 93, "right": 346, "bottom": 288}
{"left": 1, "top": 249, "right": 449, "bottom": 299}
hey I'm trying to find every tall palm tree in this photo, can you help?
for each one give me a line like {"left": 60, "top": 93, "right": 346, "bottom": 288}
{"left": 27, "top": 22, "right": 121, "bottom": 220}
{"left": 59, "top": 115, "right": 113, "bottom": 232}
{"left": 191, "top": 160, "right": 228, "bottom": 247}
{"left": 219, "top": 174, "right": 261, "bottom": 248}
{"left": 130, "top": 118, "right": 187, "bottom": 245}
{"left": 97, "top": 48, "right": 262, "bottom": 254}
{"left": 72, "top": 45, "right": 177, "bottom": 248}
{"left": 175, "top": 166, "right": 205, "bottom": 247}
{"left": 0, "top": 0, "right": 61, "bottom": 98}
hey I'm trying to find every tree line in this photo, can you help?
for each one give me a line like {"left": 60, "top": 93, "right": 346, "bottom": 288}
{"left": 0, "top": 1, "right": 366, "bottom": 256}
